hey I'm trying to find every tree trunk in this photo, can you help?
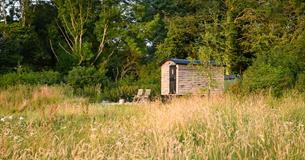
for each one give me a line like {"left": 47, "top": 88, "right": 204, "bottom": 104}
{"left": 0, "top": 0, "right": 7, "bottom": 25}
{"left": 54, "top": 0, "right": 93, "bottom": 66}
{"left": 224, "top": 11, "right": 237, "bottom": 75}
{"left": 21, "top": 0, "right": 30, "bottom": 27}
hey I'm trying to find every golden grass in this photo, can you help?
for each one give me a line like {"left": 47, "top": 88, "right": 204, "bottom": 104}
{"left": 0, "top": 86, "right": 304, "bottom": 159}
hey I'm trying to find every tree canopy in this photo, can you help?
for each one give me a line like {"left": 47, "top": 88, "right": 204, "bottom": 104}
{"left": 1, "top": 0, "right": 305, "bottom": 96}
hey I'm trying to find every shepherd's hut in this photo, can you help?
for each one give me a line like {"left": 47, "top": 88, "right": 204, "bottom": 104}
{"left": 161, "top": 58, "right": 224, "bottom": 96}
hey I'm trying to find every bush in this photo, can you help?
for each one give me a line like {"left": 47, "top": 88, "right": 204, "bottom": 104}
{"left": 21, "top": 71, "right": 62, "bottom": 85}
{"left": 242, "top": 64, "right": 294, "bottom": 97}
{"left": 240, "top": 47, "right": 305, "bottom": 97}
{"left": 0, "top": 73, "right": 20, "bottom": 87}
{"left": 0, "top": 71, "right": 62, "bottom": 88}
{"left": 295, "top": 72, "right": 305, "bottom": 92}
{"left": 66, "top": 66, "right": 106, "bottom": 89}
{"left": 65, "top": 66, "right": 107, "bottom": 102}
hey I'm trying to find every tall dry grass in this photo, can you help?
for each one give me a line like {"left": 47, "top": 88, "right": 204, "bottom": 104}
{"left": 0, "top": 86, "right": 304, "bottom": 159}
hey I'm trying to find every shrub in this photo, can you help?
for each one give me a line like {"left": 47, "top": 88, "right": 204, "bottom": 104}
{"left": 21, "top": 71, "right": 62, "bottom": 85}
{"left": 0, "top": 73, "right": 21, "bottom": 87}
{"left": 242, "top": 64, "right": 294, "bottom": 96}
{"left": 66, "top": 66, "right": 106, "bottom": 89}
{"left": 295, "top": 72, "right": 305, "bottom": 92}
{"left": 65, "top": 66, "right": 107, "bottom": 102}
{"left": 0, "top": 71, "right": 62, "bottom": 88}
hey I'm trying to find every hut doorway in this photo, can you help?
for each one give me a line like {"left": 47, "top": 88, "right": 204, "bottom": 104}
{"left": 169, "top": 65, "right": 177, "bottom": 94}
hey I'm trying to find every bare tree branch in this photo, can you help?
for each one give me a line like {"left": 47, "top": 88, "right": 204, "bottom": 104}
{"left": 93, "top": 22, "right": 109, "bottom": 64}
{"left": 59, "top": 42, "right": 73, "bottom": 55}
{"left": 49, "top": 40, "right": 59, "bottom": 62}
{"left": 56, "top": 21, "right": 74, "bottom": 52}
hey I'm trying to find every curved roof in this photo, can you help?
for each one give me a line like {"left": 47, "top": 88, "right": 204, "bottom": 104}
{"left": 169, "top": 58, "right": 202, "bottom": 65}
{"left": 161, "top": 58, "right": 201, "bottom": 65}
{"left": 161, "top": 58, "right": 217, "bottom": 66}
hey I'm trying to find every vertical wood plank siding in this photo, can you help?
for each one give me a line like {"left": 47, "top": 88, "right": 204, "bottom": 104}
{"left": 161, "top": 60, "right": 224, "bottom": 95}
{"left": 177, "top": 65, "right": 224, "bottom": 95}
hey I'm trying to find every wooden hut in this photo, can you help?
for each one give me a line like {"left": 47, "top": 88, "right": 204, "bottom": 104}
{"left": 161, "top": 58, "right": 224, "bottom": 96}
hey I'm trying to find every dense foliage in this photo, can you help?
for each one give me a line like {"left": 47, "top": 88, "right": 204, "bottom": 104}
{"left": 0, "top": 71, "right": 61, "bottom": 87}
{"left": 1, "top": 0, "right": 305, "bottom": 99}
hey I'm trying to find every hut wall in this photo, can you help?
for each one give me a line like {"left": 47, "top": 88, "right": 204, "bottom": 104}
{"left": 161, "top": 61, "right": 176, "bottom": 95}
{"left": 177, "top": 65, "right": 224, "bottom": 95}
{"left": 209, "top": 67, "right": 225, "bottom": 94}
{"left": 176, "top": 65, "right": 205, "bottom": 95}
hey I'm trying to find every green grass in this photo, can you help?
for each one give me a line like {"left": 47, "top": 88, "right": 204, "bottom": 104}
{"left": 0, "top": 85, "right": 304, "bottom": 159}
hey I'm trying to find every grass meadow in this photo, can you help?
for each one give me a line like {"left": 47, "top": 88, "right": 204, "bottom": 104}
{"left": 0, "top": 85, "right": 304, "bottom": 159}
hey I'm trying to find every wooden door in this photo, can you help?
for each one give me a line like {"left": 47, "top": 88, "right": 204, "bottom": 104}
{"left": 169, "top": 65, "right": 177, "bottom": 94}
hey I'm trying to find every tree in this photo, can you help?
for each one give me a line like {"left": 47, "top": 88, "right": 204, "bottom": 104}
{"left": 223, "top": 0, "right": 238, "bottom": 74}
{"left": 54, "top": 0, "right": 96, "bottom": 65}
{"left": 198, "top": 15, "right": 225, "bottom": 97}
{"left": 156, "top": 0, "right": 225, "bottom": 60}
{"left": 0, "top": 23, "right": 51, "bottom": 72}
{"left": 20, "top": 0, "right": 30, "bottom": 26}
{"left": 0, "top": 0, "right": 7, "bottom": 24}
{"left": 241, "top": 0, "right": 305, "bottom": 95}
{"left": 0, "top": 0, "right": 20, "bottom": 24}
{"left": 93, "top": 0, "right": 121, "bottom": 66}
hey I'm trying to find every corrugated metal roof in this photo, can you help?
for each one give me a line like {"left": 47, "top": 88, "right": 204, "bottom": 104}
{"left": 161, "top": 58, "right": 218, "bottom": 65}
{"left": 169, "top": 58, "right": 202, "bottom": 65}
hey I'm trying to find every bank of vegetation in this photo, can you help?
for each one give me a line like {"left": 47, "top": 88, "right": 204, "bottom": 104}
{"left": 1, "top": 0, "right": 305, "bottom": 100}
{"left": 1, "top": 1, "right": 305, "bottom": 158}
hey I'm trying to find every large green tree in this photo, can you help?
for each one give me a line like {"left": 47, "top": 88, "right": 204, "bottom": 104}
{"left": 241, "top": 0, "right": 305, "bottom": 95}
{"left": 156, "top": 1, "right": 226, "bottom": 57}
{"left": 53, "top": 0, "right": 97, "bottom": 65}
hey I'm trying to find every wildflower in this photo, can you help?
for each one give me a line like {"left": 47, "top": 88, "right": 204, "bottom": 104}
{"left": 14, "top": 136, "right": 20, "bottom": 141}
{"left": 19, "top": 116, "right": 24, "bottom": 121}
{"left": 8, "top": 115, "right": 13, "bottom": 120}
{"left": 116, "top": 141, "right": 122, "bottom": 147}
{"left": 1, "top": 117, "right": 5, "bottom": 122}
